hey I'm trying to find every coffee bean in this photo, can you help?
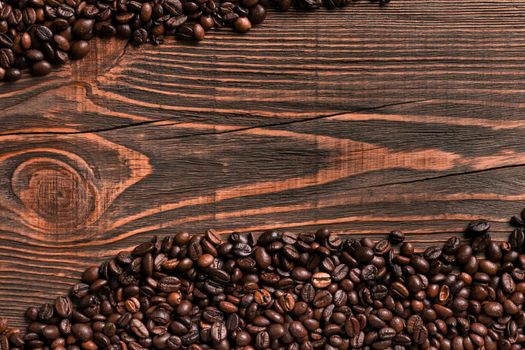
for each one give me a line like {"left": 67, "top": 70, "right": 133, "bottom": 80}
{"left": 42, "top": 325, "right": 60, "bottom": 340}
{"left": 159, "top": 276, "right": 181, "bottom": 293}
{"left": 413, "top": 325, "right": 428, "bottom": 345}
{"left": 31, "top": 60, "right": 50, "bottom": 76}
{"left": 0, "top": 48, "right": 14, "bottom": 68}
{"left": 374, "top": 240, "right": 391, "bottom": 255}
{"left": 501, "top": 272, "right": 516, "bottom": 293}
{"left": 355, "top": 247, "right": 374, "bottom": 263}
{"left": 482, "top": 302, "right": 503, "bottom": 318}
{"left": 400, "top": 242, "right": 414, "bottom": 256}
{"left": 289, "top": 321, "right": 307, "bottom": 339}
{"left": 277, "top": 292, "right": 295, "bottom": 312}
{"left": 233, "top": 243, "right": 252, "bottom": 257}
{"left": 7, "top": 209, "right": 525, "bottom": 350}
{"left": 467, "top": 220, "right": 491, "bottom": 235}
{"left": 54, "top": 296, "right": 72, "bottom": 318}
{"left": 350, "top": 331, "right": 365, "bottom": 348}
{"left": 72, "top": 324, "right": 93, "bottom": 341}
{"left": 311, "top": 272, "right": 331, "bottom": 288}
{"left": 255, "top": 331, "right": 270, "bottom": 349}
{"left": 345, "top": 317, "right": 360, "bottom": 337}
{"left": 34, "top": 25, "right": 52, "bottom": 41}
{"left": 71, "top": 40, "right": 90, "bottom": 59}
{"left": 312, "top": 290, "right": 332, "bottom": 308}
{"left": 424, "top": 246, "right": 442, "bottom": 261}
{"left": 254, "top": 289, "right": 271, "bottom": 306}
{"left": 210, "top": 322, "right": 227, "bottom": 342}
{"left": 361, "top": 264, "right": 378, "bottom": 280}
{"left": 456, "top": 244, "right": 473, "bottom": 264}
{"left": 267, "top": 324, "right": 285, "bottom": 338}
{"left": 389, "top": 230, "right": 405, "bottom": 244}
{"left": 130, "top": 319, "right": 149, "bottom": 338}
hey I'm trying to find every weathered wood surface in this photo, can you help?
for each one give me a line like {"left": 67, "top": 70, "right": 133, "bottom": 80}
{"left": 1, "top": 0, "right": 525, "bottom": 327}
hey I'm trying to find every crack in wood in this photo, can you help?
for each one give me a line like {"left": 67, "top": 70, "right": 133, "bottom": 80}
{"left": 357, "top": 163, "right": 525, "bottom": 190}
{"left": 0, "top": 98, "right": 432, "bottom": 138}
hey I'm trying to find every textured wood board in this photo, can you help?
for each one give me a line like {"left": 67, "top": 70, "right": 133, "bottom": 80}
{"left": 0, "top": 0, "right": 525, "bottom": 327}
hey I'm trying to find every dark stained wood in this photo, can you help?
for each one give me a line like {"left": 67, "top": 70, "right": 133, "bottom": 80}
{"left": 1, "top": 0, "right": 525, "bottom": 327}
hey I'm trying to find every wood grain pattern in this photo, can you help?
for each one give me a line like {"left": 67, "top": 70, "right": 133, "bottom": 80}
{"left": 1, "top": 0, "right": 525, "bottom": 328}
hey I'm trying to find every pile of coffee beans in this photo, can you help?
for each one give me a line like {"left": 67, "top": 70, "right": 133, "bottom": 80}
{"left": 0, "top": 0, "right": 389, "bottom": 82}
{"left": 4, "top": 211, "right": 525, "bottom": 350}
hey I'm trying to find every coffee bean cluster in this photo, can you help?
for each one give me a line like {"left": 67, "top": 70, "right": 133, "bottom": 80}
{"left": 0, "top": 0, "right": 389, "bottom": 82}
{"left": 3, "top": 212, "right": 525, "bottom": 350}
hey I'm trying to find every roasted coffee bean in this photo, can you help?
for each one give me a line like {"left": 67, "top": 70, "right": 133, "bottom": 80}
{"left": 6, "top": 213, "right": 525, "bottom": 350}
{"left": 0, "top": 0, "right": 389, "bottom": 80}
{"left": 374, "top": 240, "right": 391, "bottom": 255}
{"left": 72, "top": 323, "right": 93, "bottom": 341}
{"left": 31, "top": 59, "right": 50, "bottom": 76}
{"left": 467, "top": 220, "right": 491, "bottom": 235}
{"left": 71, "top": 40, "right": 90, "bottom": 59}
{"left": 389, "top": 230, "right": 405, "bottom": 244}
{"left": 34, "top": 25, "right": 52, "bottom": 41}
{"left": 313, "top": 290, "right": 332, "bottom": 308}
{"left": 255, "top": 331, "right": 270, "bottom": 349}
{"left": 210, "top": 322, "right": 227, "bottom": 342}
{"left": 361, "top": 264, "right": 378, "bottom": 280}
{"left": 482, "top": 302, "right": 503, "bottom": 318}
{"left": 311, "top": 272, "right": 331, "bottom": 288}
{"left": 54, "top": 296, "right": 72, "bottom": 318}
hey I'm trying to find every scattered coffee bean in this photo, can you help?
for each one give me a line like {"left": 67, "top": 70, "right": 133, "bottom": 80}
{"left": 0, "top": 0, "right": 389, "bottom": 82}
{"left": 4, "top": 209, "right": 525, "bottom": 349}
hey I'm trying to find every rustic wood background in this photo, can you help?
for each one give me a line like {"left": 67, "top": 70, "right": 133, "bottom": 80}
{"left": 0, "top": 0, "right": 525, "bottom": 328}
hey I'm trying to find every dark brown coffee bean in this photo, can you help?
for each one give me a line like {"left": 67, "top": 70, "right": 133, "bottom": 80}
{"left": 355, "top": 247, "right": 374, "bottom": 264}
{"left": 31, "top": 60, "right": 50, "bottom": 76}
{"left": 255, "top": 331, "right": 270, "bottom": 349}
{"left": 34, "top": 25, "right": 53, "bottom": 41}
{"left": 361, "top": 264, "right": 378, "bottom": 280}
{"left": 501, "top": 273, "right": 516, "bottom": 293}
{"left": 482, "top": 302, "right": 503, "bottom": 318}
{"left": 71, "top": 40, "right": 90, "bottom": 59}
{"left": 374, "top": 240, "right": 391, "bottom": 255}
{"left": 345, "top": 317, "right": 360, "bottom": 337}
{"left": 0, "top": 48, "right": 13, "bottom": 68}
{"left": 289, "top": 321, "right": 307, "bottom": 339}
{"left": 72, "top": 324, "right": 93, "bottom": 341}
{"left": 407, "top": 315, "right": 423, "bottom": 334}
{"left": 391, "top": 281, "right": 409, "bottom": 299}
{"left": 412, "top": 325, "right": 428, "bottom": 345}
{"left": 277, "top": 293, "right": 295, "bottom": 312}
{"left": 456, "top": 244, "right": 473, "bottom": 265}
{"left": 54, "top": 296, "right": 72, "bottom": 318}
{"left": 389, "top": 230, "right": 405, "bottom": 244}
{"left": 467, "top": 220, "right": 490, "bottom": 235}
{"left": 424, "top": 246, "right": 442, "bottom": 261}
{"left": 291, "top": 267, "right": 311, "bottom": 281}
{"left": 210, "top": 322, "right": 227, "bottom": 342}
{"left": 248, "top": 4, "right": 265, "bottom": 24}
{"left": 267, "top": 323, "right": 285, "bottom": 338}
{"left": 313, "top": 290, "right": 332, "bottom": 308}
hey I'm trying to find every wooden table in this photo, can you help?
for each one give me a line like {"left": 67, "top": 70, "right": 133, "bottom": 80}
{"left": 0, "top": 0, "right": 524, "bottom": 327}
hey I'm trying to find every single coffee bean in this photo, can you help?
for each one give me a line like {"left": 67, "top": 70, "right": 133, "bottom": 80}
{"left": 31, "top": 60, "right": 51, "bottom": 76}
{"left": 71, "top": 40, "right": 90, "bottom": 59}
{"left": 72, "top": 324, "right": 93, "bottom": 341}
{"left": 311, "top": 272, "right": 331, "bottom": 288}
{"left": 54, "top": 296, "right": 72, "bottom": 318}
{"left": 389, "top": 230, "right": 405, "bottom": 244}
{"left": 289, "top": 321, "right": 307, "bottom": 339}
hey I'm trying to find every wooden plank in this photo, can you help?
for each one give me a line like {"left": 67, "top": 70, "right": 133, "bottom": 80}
{"left": 1, "top": 0, "right": 525, "bottom": 328}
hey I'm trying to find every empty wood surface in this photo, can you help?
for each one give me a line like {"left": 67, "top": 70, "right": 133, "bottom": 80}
{"left": 1, "top": 0, "right": 525, "bottom": 327}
